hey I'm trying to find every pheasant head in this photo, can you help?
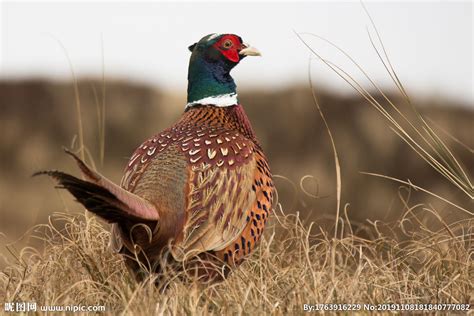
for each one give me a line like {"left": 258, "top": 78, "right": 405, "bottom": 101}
{"left": 186, "top": 33, "right": 261, "bottom": 108}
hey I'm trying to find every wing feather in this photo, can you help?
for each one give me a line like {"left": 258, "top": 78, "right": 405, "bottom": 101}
{"left": 176, "top": 157, "right": 256, "bottom": 259}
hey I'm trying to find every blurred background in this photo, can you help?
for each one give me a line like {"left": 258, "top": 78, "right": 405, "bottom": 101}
{"left": 0, "top": 1, "right": 472, "bottom": 244}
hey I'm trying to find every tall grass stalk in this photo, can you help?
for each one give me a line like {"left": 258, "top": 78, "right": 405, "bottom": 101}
{"left": 296, "top": 7, "right": 473, "bottom": 211}
{"left": 53, "top": 39, "right": 85, "bottom": 162}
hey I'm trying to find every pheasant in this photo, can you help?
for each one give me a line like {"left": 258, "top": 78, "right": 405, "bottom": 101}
{"left": 37, "top": 33, "right": 274, "bottom": 282}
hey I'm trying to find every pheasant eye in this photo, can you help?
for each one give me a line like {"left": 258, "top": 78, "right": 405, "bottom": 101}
{"left": 222, "top": 40, "right": 233, "bottom": 49}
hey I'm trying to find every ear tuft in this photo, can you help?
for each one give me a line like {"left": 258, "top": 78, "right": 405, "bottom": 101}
{"left": 188, "top": 43, "right": 197, "bottom": 52}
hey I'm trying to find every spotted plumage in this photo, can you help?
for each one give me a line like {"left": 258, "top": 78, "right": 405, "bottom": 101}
{"left": 36, "top": 33, "right": 273, "bottom": 282}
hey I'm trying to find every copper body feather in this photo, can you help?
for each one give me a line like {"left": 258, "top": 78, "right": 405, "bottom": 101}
{"left": 113, "top": 104, "right": 273, "bottom": 270}
{"left": 37, "top": 103, "right": 273, "bottom": 281}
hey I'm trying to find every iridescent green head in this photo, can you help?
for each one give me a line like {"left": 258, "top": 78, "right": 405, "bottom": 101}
{"left": 186, "top": 33, "right": 261, "bottom": 108}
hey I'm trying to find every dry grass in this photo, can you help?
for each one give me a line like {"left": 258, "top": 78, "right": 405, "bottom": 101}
{"left": 297, "top": 4, "right": 473, "bottom": 213}
{"left": 1, "top": 201, "right": 472, "bottom": 314}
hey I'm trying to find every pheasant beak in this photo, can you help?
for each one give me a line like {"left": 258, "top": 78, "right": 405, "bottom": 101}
{"left": 239, "top": 43, "right": 261, "bottom": 57}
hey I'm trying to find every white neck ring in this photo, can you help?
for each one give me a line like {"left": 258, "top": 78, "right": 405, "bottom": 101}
{"left": 186, "top": 93, "right": 238, "bottom": 108}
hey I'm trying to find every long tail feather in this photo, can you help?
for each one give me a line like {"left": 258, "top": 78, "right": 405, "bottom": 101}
{"left": 34, "top": 150, "right": 160, "bottom": 223}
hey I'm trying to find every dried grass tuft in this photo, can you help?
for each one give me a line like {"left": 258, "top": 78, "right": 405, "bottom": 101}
{"left": 1, "top": 203, "right": 471, "bottom": 314}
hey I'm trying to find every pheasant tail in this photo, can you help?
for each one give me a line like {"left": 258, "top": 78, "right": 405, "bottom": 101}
{"left": 34, "top": 150, "right": 160, "bottom": 224}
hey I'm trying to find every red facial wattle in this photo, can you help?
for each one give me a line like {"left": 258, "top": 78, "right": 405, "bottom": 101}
{"left": 213, "top": 35, "right": 242, "bottom": 63}
{"left": 221, "top": 48, "right": 240, "bottom": 63}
